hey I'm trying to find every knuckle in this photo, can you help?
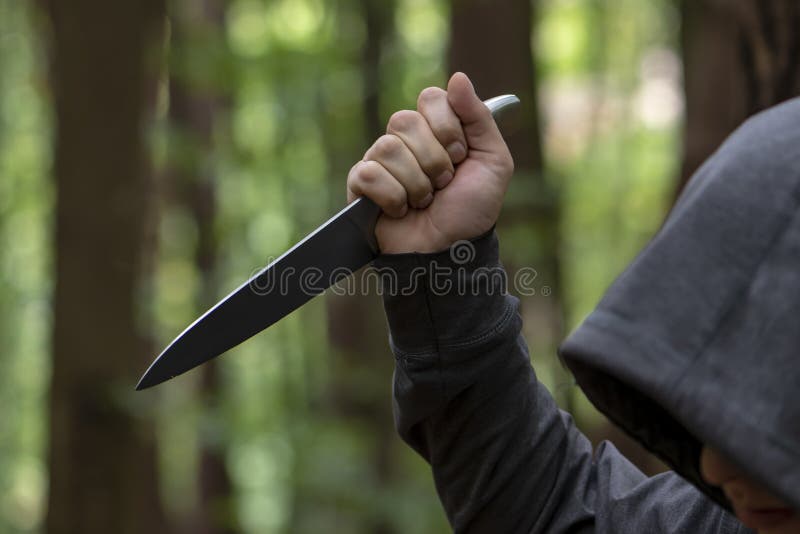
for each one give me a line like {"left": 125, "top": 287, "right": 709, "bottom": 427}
{"left": 348, "top": 160, "right": 374, "bottom": 189}
{"left": 358, "top": 160, "right": 382, "bottom": 183}
{"left": 346, "top": 169, "right": 362, "bottom": 193}
{"left": 346, "top": 176, "right": 361, "bottom": 197}
{"left": 387, "top": 109, "right": 421, "bottom": 133}
{"left": 417, "top": 86, "right": 445, "bottom": 109}
{"left": 371, "top": 134, "right": 404, "bottom": 159}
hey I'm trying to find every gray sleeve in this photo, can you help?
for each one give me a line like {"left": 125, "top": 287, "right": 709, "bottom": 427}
{"left": 373, "top": 231, "right": 747, "bottom": 534}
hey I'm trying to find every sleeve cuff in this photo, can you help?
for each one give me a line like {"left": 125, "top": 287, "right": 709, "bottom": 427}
{"left": 371, "top": 229, "right": 512, "bottom": 353}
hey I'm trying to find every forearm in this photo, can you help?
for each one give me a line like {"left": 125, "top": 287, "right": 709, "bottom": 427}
{"left": 375, "top": 231, "right": 588, "bottom": 532}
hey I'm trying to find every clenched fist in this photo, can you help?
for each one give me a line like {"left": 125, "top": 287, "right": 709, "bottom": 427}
{"left": 347, "top": 72, "right": 514, "bottom": 254}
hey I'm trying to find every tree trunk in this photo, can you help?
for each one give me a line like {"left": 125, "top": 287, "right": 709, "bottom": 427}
{"left": 301, "top": 0, "right": 399, "bottom": 531}
{"left": 449, "top": 0, "right": 542, "bottom": 173}
{"left": 336, "top": 4, "right": 398, "bottom": 532}
{"left": 166, "top": 1, "right": 238, "bottom": 532}
{"left": 44, "top": 1, "right": 166, "bottom": 533}
{"left": 448, "top": 0, "right": 566, "bottom": 405}
{"left": 679, "top": 0, "right": 800, "bottom": 192}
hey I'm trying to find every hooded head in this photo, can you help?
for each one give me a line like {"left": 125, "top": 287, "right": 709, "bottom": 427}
{"left": 559, "top": 97, "right": 800, "bottom": 528}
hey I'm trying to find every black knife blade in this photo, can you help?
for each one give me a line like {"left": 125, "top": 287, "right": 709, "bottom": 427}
{"left": 136, "top": 94, "right": 519, "bottom": 390}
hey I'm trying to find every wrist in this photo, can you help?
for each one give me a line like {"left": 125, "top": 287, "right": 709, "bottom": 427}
{"left": 376, "top": 216, "right": 496, "bottom": 255}
{"left": 373, "top": 228, "right": 511, "bottom": 352}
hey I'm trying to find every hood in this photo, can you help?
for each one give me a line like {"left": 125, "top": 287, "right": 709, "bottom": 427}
{"left": 559, "top": 97, "right": 800, "bottom": 512}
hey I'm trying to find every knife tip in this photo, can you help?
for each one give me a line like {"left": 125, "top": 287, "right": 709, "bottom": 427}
{"left": 135, "top": 371, "right": 162, "bottom": 391}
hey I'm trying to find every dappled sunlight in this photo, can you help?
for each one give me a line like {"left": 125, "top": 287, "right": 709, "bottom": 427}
{"left": 227, "top": 0, "right": 271, "bottom": 58}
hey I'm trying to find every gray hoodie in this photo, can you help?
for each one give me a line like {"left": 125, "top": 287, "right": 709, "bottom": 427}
{"left": 374, "top": 98, "right": 800, "bottom": 532}
{"left": 560, "top": 97, "right": 800, "bottom": 514}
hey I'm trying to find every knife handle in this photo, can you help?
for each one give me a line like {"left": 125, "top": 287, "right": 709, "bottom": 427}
{"left": 484, "top": 94, "right": 520, "bottom": 116}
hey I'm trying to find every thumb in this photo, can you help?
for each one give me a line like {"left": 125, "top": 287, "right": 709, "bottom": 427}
{"left": 446, "top": 72, "right": 506, "bottom": 155}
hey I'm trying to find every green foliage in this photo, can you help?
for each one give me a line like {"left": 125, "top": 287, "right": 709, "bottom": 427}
{"left": 0, "top": 1, "right": 52, "bottom": 532}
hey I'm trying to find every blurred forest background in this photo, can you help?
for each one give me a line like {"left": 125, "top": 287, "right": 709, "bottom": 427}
{"left": 1, "top": 0, "right": 798, "bottom": 532}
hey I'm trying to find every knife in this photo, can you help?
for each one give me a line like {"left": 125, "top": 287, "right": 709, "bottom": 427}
{"left": 136, "top": 94, "right": 520, "bottom": 390}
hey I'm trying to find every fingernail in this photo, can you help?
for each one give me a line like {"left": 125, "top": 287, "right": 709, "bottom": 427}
{"left": 447, "top": 141, "right": 466, "bottom": 162}
{"left": 435, "top": 170, "right": 453, "bottom": 189}
{"left": 417, "top": 192, "right": 433, "bottom": 209}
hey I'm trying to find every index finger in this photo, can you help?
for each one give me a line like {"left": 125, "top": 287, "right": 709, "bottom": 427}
{"left": 416, "top": 87, "right": 468, "bottom": 165}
